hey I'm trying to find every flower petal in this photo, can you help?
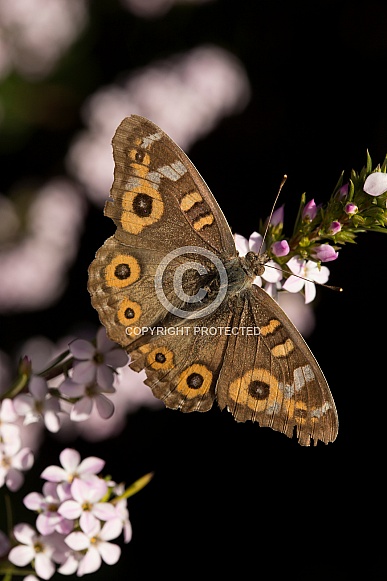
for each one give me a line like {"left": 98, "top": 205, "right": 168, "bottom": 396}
{"left": 35, "top": 552, "right": 55, "bottom": 580}
{"left": 103, "top": 349, "right": 128, "bottom": 369}
{"left": 98, "top": 517, "right": 124, "bottom": 541}
{"left": 233, "top": 233, "right": 249, "bottom": 256}
{"left": 304, "top": 281, "right": 317, "bottom": 304}
{"left": 58, "top": 378, "right": 85, "bottom": 398}
{"left": 29, "top": 376, "right": 48, "bottom": 400}
{"left": 70, "top": 397, "right": 93, "bottom": 422}
{"left": 96, "top": 365, "right": 115, "bottom": 390}
{"left": 8, "top": 544, "right": 35, "bottom": 566}
{"left": 40, "top": 465, "right": 68, "bottom": 483}
{"left": 58, "top": 500, "right": 82, "bottom": 520}
{"left": 23, "top": 492, "right": 44, "bottom": 511}
{"left": 69, "top": 339, "right": 95, "bottom": 360}
{"left": 95, "top": 394, "right": 115, "bottom": 419}
{"left": 44, "top": 410, "right": 61, "bottom": 433}
{"left": 249, "top": 231, "right": 264, "bottom": 254}
{"left": 65, "top": 531, "right": 90, "bottom": 552}
{"left": 364, "top": 172, "right": 387, "bottom": 196}
{"left": 262, "top": 260, "right": 282, "bottom": 283}
{"left": 96, "top": 327, "right": 116, "bottom": 352}
{"left": 12, "top": 523, "right": 36, "bottom": 545}
{"left": 77, "top": 456, "right": 105, "bottom": 476}
{"left": 72, "top": 361, "right": 96, "bottom": 384}
{"left": 77, "top": 546, "right": 101, "bottom": 576}
{"left": 282, "top": 275, "right": 304, "bottom": 294}
{"left": 98, "top": 541, "right": 121, "bottom": 565}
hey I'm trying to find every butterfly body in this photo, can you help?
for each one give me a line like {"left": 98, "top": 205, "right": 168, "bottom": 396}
{"left": 88, "top": 115, "right": 338, "bottom": 446}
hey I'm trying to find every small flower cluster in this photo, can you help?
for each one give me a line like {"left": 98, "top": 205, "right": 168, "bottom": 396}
{"left": 1, "top": 448, "right": 151, "bottom": 579}
{"left": 0, "top": 328, "right": 128, "bottom": 494}
{"left": 235, "top": 154, "right": 387, "bottom": 303}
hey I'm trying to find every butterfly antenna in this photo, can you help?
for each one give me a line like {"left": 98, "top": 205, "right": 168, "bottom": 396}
{"left": 259, "top": 174, "right": 287, "bottom": 255}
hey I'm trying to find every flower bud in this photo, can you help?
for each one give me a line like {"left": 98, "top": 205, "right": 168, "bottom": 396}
{"left": 328, "top": 221, "right": 342, "bottom": 235}
{"left": 311, "top": 244, "right": 338, "bottom": 262}
{"left": 271, "top": 240, "right": 290, "bottom": 257}
{"left": 344, "top": 202, "right": 358, "bottom": 215}
{"left": 302, "top": 199, "right": 318, "bottom": 221}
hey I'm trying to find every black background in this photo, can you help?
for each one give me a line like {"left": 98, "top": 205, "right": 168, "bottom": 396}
{"left": 1, "top": 1, "right": 385, "bottom": 579}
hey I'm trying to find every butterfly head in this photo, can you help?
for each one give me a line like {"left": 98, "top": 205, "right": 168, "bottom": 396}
{"left": 243, "top": 251, "right": 269, "bottom": 278}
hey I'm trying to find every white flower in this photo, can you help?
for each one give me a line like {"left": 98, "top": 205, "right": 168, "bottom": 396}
{"left": 13, "top": 376, "right": 62, "bottom": 433}
{"left": 58, "top": 377, "right": 115, "bottom": 422}
{"left": 0, "top": 441, "right": 34, "bottom": 491}
{"left": 69, "top": 327, "right": 128, "bottom": 390}
{"left": 282, "top": 256, "right": 329, "bottom": 304}
{"left": 234, "top": 231, "right": 282, "bottom": 293}
{"left": 40, "top": 448, "right": 105, "bottom": 485}
{"left": 58, "top": 477, "right": 116, "bottom": 532}
{"left": 24, "top": 481, "right": 73, "bottom": 536}
{"left": 65, "top": 518, "right": 122, "bottom": 576}
{"left": 8, "top": 524, "right": 56, "bottom": 580}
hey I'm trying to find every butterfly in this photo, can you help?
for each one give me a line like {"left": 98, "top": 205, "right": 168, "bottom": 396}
{"left": 88, "top": 115, "right": 338, "bottom": 446}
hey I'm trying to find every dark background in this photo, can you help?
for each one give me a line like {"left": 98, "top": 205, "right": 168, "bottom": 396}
{"left": 1, "top": 1, "right": 385, "bottom": 579}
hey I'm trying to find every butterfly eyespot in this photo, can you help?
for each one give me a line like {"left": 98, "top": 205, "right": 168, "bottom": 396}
{"left": 135, "top": 151, "right": 145, "bottom": 163}
{"left": 177, "top": 364, "right": 213, "bottom": 398}
{"left": 121, "top": 181, "right": 164, "bottom": 234}
{"left": 115, "top": 264, "right": 130, "bottom": 279}
{"left": 248, "top": 380, "right": 270, "bottom": 400}
{"left": 147, "top": 346, "right": 175, "bottom": 370}
{"left": 105, "top": 254, "right": 141, "bottom": 288}
{"left": 186, "top": 373, "right": 204, "bottom": 389}
{"left": 133, "top": 193, "right": 153, "bottom": 217}
{"left": 117, "top": 298, "right": 142, "bottom": 326}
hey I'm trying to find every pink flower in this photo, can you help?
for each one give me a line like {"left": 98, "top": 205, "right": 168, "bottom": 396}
{"left": 271, "top": 240, "right": 290, "bottom": 257}
{"left": 40, "top": 448, "right": 105, "bottom": 485}
{"left": 282, "top": 256, "right": 330, "bottom": 304}
{"left": 364, "top": 172, "right": 387, "bottom": 197}
{"left": 8, "top": 524, "right": 56, "bottom": 580}
{"left": 69, "top": 327, "right": 128, "bottom": 389}
{"left": 302, "top": 199, "right": 319, "bottom": 221}
{"left": 13, "top": 376, "right": 62, "bottom": 433}
{"left": 24, "top": 482, "right": 73, "bottom": 535}
{"left": 310, "top": 243, "right": 339, "bottom": 262}
{"left": 58, "top": 477, "right": 116, "bottom": 532}
{"left": 65, "top": 518, "right": 122, "bottom": 576}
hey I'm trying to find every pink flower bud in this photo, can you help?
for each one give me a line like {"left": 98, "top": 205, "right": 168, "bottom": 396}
{"left": 311, "top": 244, "right": 338, "bottom": 262}
{"left": 328, "top": 221, "right": 341, "bottom": 235}
{"left": 302, "top": 199, "right": 318, "bottom": 221}
{"left": 271, "top": 240, "right": 290, "bottom": 257}
{"left": 344, "top": 202, "right": 358, "bottom": 215}
{"left": 270, "top": 205, "right": 285, "bottom": 226}
{"left": 337, "top": 183, "right": 349, "bottom": 200}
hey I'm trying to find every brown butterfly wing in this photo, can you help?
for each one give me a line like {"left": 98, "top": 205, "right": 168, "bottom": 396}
{"left": 216, "top": 285, "right": 338, "bottom": 446}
